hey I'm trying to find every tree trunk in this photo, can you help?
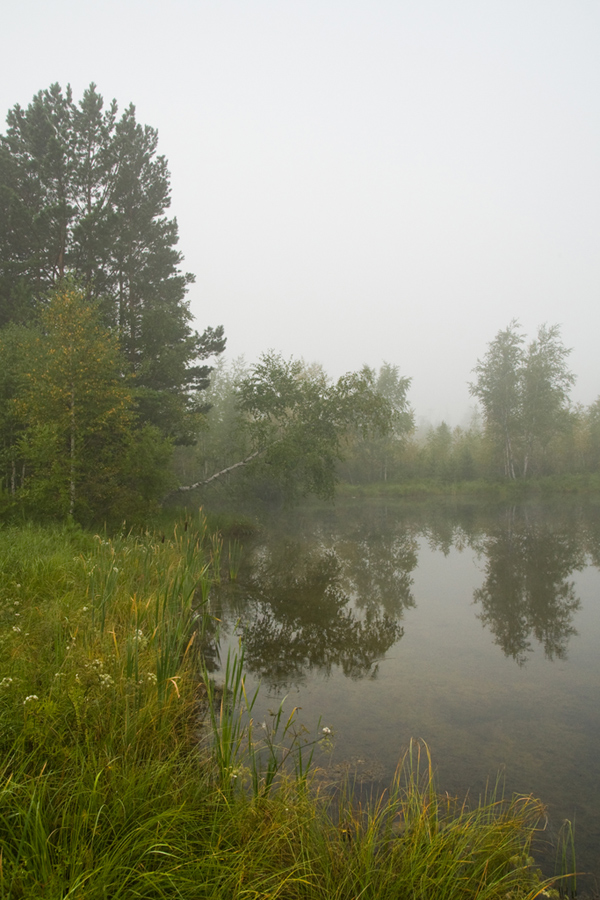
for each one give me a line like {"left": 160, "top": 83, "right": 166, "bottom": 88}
{"left": 170, "top": 448, "right": 265, "bottom": 495}
{"left": 504, "top": 429, "right": 516, "bottom": 480}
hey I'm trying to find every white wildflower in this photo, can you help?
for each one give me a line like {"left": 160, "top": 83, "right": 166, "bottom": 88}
{"left": 12, "top": 626, "right": 21, "bottom": 633}
{"left": 322, "top": 726, "right": 332, "bottom": 735}
{"left": 23, "top": 695, "right": 39, "bottom": 704}
{"left": 132, "top": 629, "right": 148, "bottom": 648}
{"left": 0, "top": 677, "right": 13, "bottom": 688}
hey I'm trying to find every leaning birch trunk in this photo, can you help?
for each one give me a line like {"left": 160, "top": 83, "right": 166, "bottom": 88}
{"left": 171, "top": 448, "right": 265, "bottom": 495}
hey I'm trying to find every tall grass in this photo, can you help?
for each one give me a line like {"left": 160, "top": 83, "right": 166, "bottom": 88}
{"left": 310, "top": 741, "right": 558, "bottom": 900}
{"left": 201, "top": 643, "right": 322, "bottom": 799}
{"left": 0, "top": 516, "right": 574, "bottom": 898}
{"left": 227, "top": 538, "right": 243, "bottom": 581}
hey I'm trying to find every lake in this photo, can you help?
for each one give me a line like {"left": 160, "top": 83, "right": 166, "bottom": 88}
{"left": 209, "top": 497, "right": 600, "bottom": 886}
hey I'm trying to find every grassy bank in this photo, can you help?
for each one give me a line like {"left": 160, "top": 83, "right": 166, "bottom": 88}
{"left": 337, "top": 473, "right": 600, "bottom": 501}
{"left": 0, "top": 516, "right": 572, "bottom": 898}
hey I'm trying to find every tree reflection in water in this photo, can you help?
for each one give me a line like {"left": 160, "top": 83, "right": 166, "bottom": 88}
{"left": 211, "top": 516, "right": 418, "bottom": 688}
{"left": 209, "top": 500, "right": 597, "bottom": 684}
{"left": 203, "top": 500, "right": 600, "bottom": 887}
{"left": 472, "top": 506, "right": 585, "bottom": 665}
{"left": 240, "top": 541, "right": 407, "bottom": 686}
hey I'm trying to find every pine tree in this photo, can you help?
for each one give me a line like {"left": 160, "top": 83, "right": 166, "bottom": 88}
{"left": 0, "top": 83, "right": 225, "bottom": 440}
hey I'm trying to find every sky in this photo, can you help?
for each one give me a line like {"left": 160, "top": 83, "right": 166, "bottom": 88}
{"left": 2, "top": 0, "right": 599, "bottom": 424}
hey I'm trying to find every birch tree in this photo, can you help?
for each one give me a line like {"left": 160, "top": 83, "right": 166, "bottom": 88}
{"left": 18, "top": 285, "right": 134, "bottom": 518}
{"left": 520, "top": 324, "right": 575, "bottom": 476}
{"left": 469, "top": 321, "right": 523, "bottom": 479}
{"left": 175, "top": 353, "right": 396, "bottom": 502}
{"left": 470, "top": 322, "right": 575, "bottom": 478}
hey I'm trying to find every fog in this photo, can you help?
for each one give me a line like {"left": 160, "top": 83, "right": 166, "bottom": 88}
{"left": 2, "top": 1, "right": 598, "bottom": 422}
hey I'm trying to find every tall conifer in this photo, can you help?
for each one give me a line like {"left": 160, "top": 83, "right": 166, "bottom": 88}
{"left": 0, "top": 83, "right": 224, "bottom": 440}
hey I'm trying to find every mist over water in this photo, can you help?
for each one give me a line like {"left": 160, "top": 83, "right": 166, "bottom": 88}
{"left": 211, "top": 498, "right": 600, "bottom": 885}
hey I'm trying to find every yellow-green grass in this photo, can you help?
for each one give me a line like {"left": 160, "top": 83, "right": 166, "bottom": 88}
{"left": 0, "top": 517, "right": 571, "bottom": 898}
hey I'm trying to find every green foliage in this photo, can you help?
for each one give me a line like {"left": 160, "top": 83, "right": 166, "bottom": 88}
{"left": 340, "top": 362, "right": 414, "bottom": 483}
{"left": 175, "top": 354, "right": 401, "bottom": 503}
{"left": 424, "top": 421, "right": 454, "bottom": 481}
{"left": 0, "top": 324, "right": 36, "bottom": 503}
{"left": 0, "top": 82, "right": 225, "bottom": 439}
{"left": 470, "top": 322, "right": 575, "bottom": 479}
{"left": 470, "top": 320, "right": 524, "bottom": 479}
{"left": 415, "top": 417, "right": 489, "bottom": 484}
{"left": 18, "top": 284, "right": 133, "bottom": 516}
{"left": 583, "top": 396, "right": 600, "bottom": 472}
{"left": 183, "top": 356, "right": 251, "bottom": 485}
{"left": 236, "top": 353, "right": 397, "bottom": 501}
{"left": 0, "top": 285, "right": 174, "bottom": 523}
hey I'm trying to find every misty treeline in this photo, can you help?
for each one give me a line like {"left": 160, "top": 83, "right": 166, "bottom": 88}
{"left": 176, "top": 356, "right": 413, "bottom": 502}
{"left": 1, "top": 84, "right": 599, "bottom": 524}
{"left": 178, "top": 326, "right": 599, "bottom": 495}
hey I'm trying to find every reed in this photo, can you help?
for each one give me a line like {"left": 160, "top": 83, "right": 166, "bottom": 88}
{"left": 556, "top": 819, "right": 578, "bottom": 900}
{"left": 310, "top": 741, "right": 563, "bottom": 900}
{"left": 227, "top": 538, "right": 243, "bottom": 581}
{"left": 210, "top": 532, "right": 223, "bottom": 583}
{"left": 200, "top": 643, "right": 260, "bottom": 791}
{"left": 0, "top": 519, "right": 575, "bottom": 899}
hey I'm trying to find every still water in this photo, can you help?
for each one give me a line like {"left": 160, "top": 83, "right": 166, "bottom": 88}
{"left": 210, "top": 498, "right": 600, "bottom": 884}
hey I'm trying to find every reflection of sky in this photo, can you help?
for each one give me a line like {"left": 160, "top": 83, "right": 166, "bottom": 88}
{"left": 215, "top": 501, "right": 600, "bottom": 883}
{"left": 3, "top": 2, "right": 600, "bottom": 423}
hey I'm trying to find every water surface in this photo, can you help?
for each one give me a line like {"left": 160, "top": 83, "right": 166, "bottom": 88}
{"left": 211, "top": 498, "right": 600, "bottom": 884}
